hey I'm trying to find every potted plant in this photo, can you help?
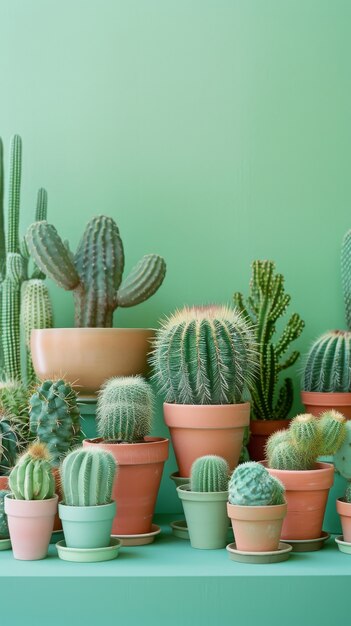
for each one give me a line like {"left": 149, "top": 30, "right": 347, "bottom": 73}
{"left": 301, "top": 231, "right": 351, "bottom": 417}
{"left": 234, "top": 260, "right": 305, "bottom": 461}
{"left": 151, "top": 305, "right": 257, "bottom": 477}
{"left": 177, "top": 455, "right": 229, "bottom": 549}
{"left": 334, "top": 421, "right": 351, "bottom": 541}
{"left": 265, "top": 411, "right": 346, "bottom": 540}
{"left": 26, "top": 215, "right": 166, "bottom": 397}
{"left": 5, "top": 442, "right": 58, "bottom": 560}
{"left": 84, "top": 376, "right": 169, "bottom": 536}
{"left": 227, "top": 462, "right": 286, "bottom": 552}
{"left": 59, "top": 447, "right": 117, "bottom": 549}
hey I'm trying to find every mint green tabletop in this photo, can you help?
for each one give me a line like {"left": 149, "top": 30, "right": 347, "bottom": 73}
{"left": 1, "top": 514, "right": 349, "bottom": 626}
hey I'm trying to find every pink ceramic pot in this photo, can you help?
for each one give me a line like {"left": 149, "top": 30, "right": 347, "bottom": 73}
{"left": 5, "top": 495, "right": 58, "bottom": 560}
{"left": 163, "top": 402, "right": 250, "bottom": 477}
{"left": 336, "top": 498, "right": 351, "bottom": 542}
{"left": 301, "top": 391, "right": 351, "bottom": 419}
{"left": 227, "top": 502, "right": 287, "bottom": 552}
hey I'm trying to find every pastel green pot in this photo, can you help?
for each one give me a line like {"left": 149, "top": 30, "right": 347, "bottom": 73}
{"left": 177, "top": 485, "right": 229, "bottom": 550}
{"left": 59, "top": 501, "right": 116, "bottom": 549}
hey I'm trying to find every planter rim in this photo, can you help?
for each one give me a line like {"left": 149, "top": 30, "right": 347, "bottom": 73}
{"left": 336, "top": 498, "right": 351, "bottom": 514}
{"left": 5, "top": 494, "right": 58, "bottom": 517}
{"left": 301, "top": 391, "right": 351, "bottom": 404}
{"left": 83, "top": 437, "right": 169, "bottom": 465}
{"left": 59, "top": 500, "right": 116, "bottom": 522}
{"left": 227, "top": 501, "right": 287, "bottom": 521}
{"left": 263, "top": 461, "right": 334, "bottom": 490}
{"left": 177, "top": 484, "right": 228, "bottom": 502}
{"left": 32, "top": 327, "right": 154, "bottom": 334}
{"left": 250, "top": 419, "right": 290, "bottom": 435}
{"left": 163, "top": 401, "right": 250, "bottom": 429}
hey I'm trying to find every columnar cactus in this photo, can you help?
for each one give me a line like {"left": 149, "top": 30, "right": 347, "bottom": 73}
{"left": 0, "top": 415, "right": 18, "bottom": 475}
{"left": 234, "top": 260, "right": 304, "bottom": 420}
{"left": 342, "top": 230, "right": 351, "bottom": 330}
{"left": 303, "top": 331, "right": 351, "bottom": 392}
{"left": 228, "top": 462, "right": 285, "bottom": 506}
{"left": 0, "top": 490, "right": 9, "bottom": 538}
{"left": 29, "top": 379, "right": 81, "bottom": 467}
{"left": 96, "top": 376, "right": 153, "bottom": 442}
{"left": 21, "top": 280, "right": 53, "bottom": 386}
{"left": 9, "top": 442, "right": 55, "bottom": 500}
{"left": 60, "top": 448, "right": 117, "bottom": 506}
{"left": 151, "top": 305, "right": 257, "bottom": 405}
{"left": 335, "top": 421, "right": 351, "bottom": 480}
{"left": 190, "top": 456, "right": 229, "bottom": 492}
{"left": 26, "top": 216, "right": 167, "bottom": 328}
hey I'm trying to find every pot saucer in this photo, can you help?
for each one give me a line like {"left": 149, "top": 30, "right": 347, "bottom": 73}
{"left": 112, "top": 524, "right": 161, "bottom": 546}
{"left": 335, "top": 536, "right": 351, "bottom": 554}
{"left": 0, "top": 537, "right": 11, "bottom": 551}
{"left": 282, "top": 531, "right": 330, "bottom": 552}
{"left": 170, "top": 520, "right": 189, "bottom": 539}
{"left": 56, "top": 538, "right": 121, "bottom": 563}
{"left": 226, "top": 542, "right": 292, "bottom": 564}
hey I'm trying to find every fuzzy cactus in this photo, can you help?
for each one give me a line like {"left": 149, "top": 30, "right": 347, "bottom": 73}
{"left": 228, "top": 462, "right": 285, "bottom": 506}
{"left": 151, "top": 305, "right": 257, "bottom": 405}
{"left": 335, "top": 421, "right": 351, "bottom": 480}
{"left": 96, "top": 376, "right": 153, "bottom": 443}
{"left": 0, "top": 415, "right": 18, "bottom": 475}
{"left": 0, "top": 490, "right": 9, "bottom": 538}
{"left": 303, "top": 330, "right": 351, "bottom": 392}
{"left": 0, "top": 380, "right": 30, "bottom": 442}
{"left": 9, "top": 442, "right": 55, "bottom": 500}
{"left": 21, "top": 280, "right": 53, "bottom": 386}
{"left": 29, "top": 379, "right": 81, "bottom": 467}
{"left": 190, "top": 456, "right": 229, "bottom": 492}
{"left": 26, "top": 216, "right": 166, "bottom": 328}
{"left": 345, "top": 483, "right": 351, "bottom": 503}
{"left": 60, "top": 448, "right": 117, "bottom": 506}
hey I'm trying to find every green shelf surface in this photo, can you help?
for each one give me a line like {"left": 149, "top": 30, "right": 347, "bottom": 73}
{"left": 1, "top": 514, "right": 350, "bottom": 626}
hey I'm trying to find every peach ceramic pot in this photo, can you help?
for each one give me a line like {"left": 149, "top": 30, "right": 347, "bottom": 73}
{"left": 5, "top": 494, "right": 58, "bottom": 560}
{"left": 83, "top": 437, "right": 169, "bottom": 535}
{"left": 301, "top": 391, "right": 351, "bottom": 419}
{"left": 265, "top": 462, "right": 334, "bottom": 540}
{"left": 227, "top": 501, "right": 287, "bottom": 552}
{"left": 248, "top": 419, "right": 290, "bottom": 462}
{"left": 336, "top": 498, "right": 351, "bottom": 542}
{"left": 163, "top": 402, "right": 250, "bottom": 478}
{"left": 31, "top": 328, "right": 154, "bottom": 397}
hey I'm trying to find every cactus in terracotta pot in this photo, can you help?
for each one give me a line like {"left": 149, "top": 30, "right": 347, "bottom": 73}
{"left": 190, "top": 456, "right": 229, "bottom": 492}
{"left": 228, "top": 461, "right": 285, "bottom": 506}
{"left": 9, "top": 442, "right": 55, "bottom": 500}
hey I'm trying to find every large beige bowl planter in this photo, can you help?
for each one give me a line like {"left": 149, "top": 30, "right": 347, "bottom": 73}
{"left": 31, "top": 328, "right": 154, "bottom": 397}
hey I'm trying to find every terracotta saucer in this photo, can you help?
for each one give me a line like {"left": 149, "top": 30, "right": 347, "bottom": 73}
{"left": 112, "top": 524, "right": 161, "bottom": 546}
{"left": 226, "top": 542, "right": 292, "bottom": 564}
{"left": 282, "top": 531, "right": 330, "bottom": 552}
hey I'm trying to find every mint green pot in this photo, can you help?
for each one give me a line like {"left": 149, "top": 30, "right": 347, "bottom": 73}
{"left": 177, "top": 485, "right": 229, "bottom": 550}
{"left": 59, "top": 501, "right": 116, "bottom": 549}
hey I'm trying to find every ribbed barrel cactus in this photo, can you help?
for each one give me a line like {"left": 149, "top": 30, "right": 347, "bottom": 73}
{"left": 234, "top": 260, "right": 304, "bottom": 420}
{"left": 190, "top": 456, "right": 229, "bottom": 492}
{"left": 0, "top": 415, "right": 18, "bottom": 475}
{"left": 26, "top": 215, "right": 166, "bottom": 328}
{"left": 29, "top": 379, "right": 81, "bottom": 467}
{"left": 97, "top": 376, "right": 153, "bottom": 442}
{"left": 60, "top": 448, "right": 117, "bottom": 506}
{"left": 9, "top": 442, "right": 55, "bottom": 500}
{"left": 228, "top": 462, "right": 285, "bottom": 506}
{"left": 21, "top": 279, "right": 53, "bottom": 387}
{"left": 0, "top": 490, "right": 10, "bottom": 538}
{"left": 151, "top": 305, "right": 257, "bottom": 405}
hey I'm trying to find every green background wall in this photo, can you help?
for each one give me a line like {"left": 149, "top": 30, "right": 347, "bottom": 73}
{"left": 1, "top": 0, "right": 351, "bottom": 512}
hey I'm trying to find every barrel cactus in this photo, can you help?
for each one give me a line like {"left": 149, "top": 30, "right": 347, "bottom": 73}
{"left": 96, "top": 376, "right": 153, "bottom": 442}
{"left": 60, "top": 448, "right": 117, "bottom": 506}
{"left": 0, "top": 490, "right": 10, "bottom": 538}
{"left": 335, "top": 421, "right": 351, "bottom": 480}
{"left": 228, "top": 462, "right": 285, "bottom": 506}
{"left": 151, "top": 305, "right": 257, "bottom": 405}
{"left": 345, "top": 483, "right": 351, "bottom": 503}
{"left": 190, "top": 456, "right": 229, "bottom": 492}
{"left": 9, "top": 442, "right": 55, "bottom": 500}
{"left": 29, "top": 379, "right": 81, "bottom": 467}
{"left": 303, "top": 330, "right": 351, "bottom": 392}
{"left": 26, "top": 215, "right": 166, "bottom": 328}
{"left": 0, "top": 415, "right": 18, "bottom": 475}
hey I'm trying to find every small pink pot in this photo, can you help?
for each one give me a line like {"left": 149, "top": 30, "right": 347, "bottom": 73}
{"left": 301, "top": 391, "right": 351, "bottom": 419}
{"left": 336, "top": 498, "right": 351, "bottom": 542}
{"left": 227, "top": 502, "right": 287, "bottom": 552}
{"left": 5, "top": 495, "right": 58, "bottom": 560}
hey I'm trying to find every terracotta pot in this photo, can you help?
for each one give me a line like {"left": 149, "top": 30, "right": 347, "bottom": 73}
{"left": 83, "top": 437, "right": 169, "bottom": 535}
{"left": 336, "top": 498, "right": 351, "bottom": 542}
{"left": 265, "top": 462, "right": 334, "bottom": 540}
{"left": 52, "top": 468, "right": 62, "bottom": 531}
{"left": 163, "top": 402, "right": 250, "bottom": 477}
{"left": 177, "top": 486, "right": 229, "bottom": 549}
{"left": 301, "top": 391, "right": 351, "bottom": 419}
{"left": 5, "top": 494, "right": 58, "bottom": 560}
{"left": 0, "top": 476, "right": 8, "bottom": 490}
{"left": 31, "top": 328, "right": 154, "bottom": 397}
{"left": 227, "top": 501, "right": 287, "bottom": 552}
{"left": 248, "top": 419, "right": 290, "bottom": 462}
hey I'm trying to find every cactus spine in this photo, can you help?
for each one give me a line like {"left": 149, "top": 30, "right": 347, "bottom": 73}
{"left": 190, "top": 456, "right": 229, "bottom": 492}
{"left": 303, "top": 331, "right": 351, "bottom": 392}
{"left": 21, "top": 280, "right": 53, "bottom": 386}
{"left": 0, "top": 415, "right": 18, "bottom": 474}
{"left": 151, "top": 305, "right": 257, "bottom": 405}
{"left": 334, "top": 421, "right": 351, "bottom": 480}
{"left": 61, "top": 448, "right": 117, "bottom": 506}
{"left": 26, "top": 216, "right": 166, "bottom": 328}
{"left": 97, "top": 376, "right": 153, "bottom": 442}
{"left": 0, "top": 380, "right": 30, "bottom": 443}
{"left": 228, "top": 462, "right": 285, "bottom": 506}
{"left": 9, "top": 442, "right": 55, "bottom": 500}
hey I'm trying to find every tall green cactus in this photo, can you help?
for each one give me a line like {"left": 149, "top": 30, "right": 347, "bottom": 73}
{"left": 190, "top": 456, "right": 229, "bottom": 492}
{"left": 26, "top": 215, "right": 167, "bottom": 328}
{"left": 234, "top": 260, "right": 305, "bottom": 421}
{"left": 342, "top": 230, "right": 351, "bottom": 330}
{"left": 9, "top": 441, "right": 55, "bottom": 500}
{"left": 60, "top": 448, "right": 117, "bottom": 506}
{"left": 21, "top": 280, "right": 53, "bottom": 386}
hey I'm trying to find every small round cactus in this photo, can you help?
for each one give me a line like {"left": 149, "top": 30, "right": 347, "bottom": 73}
{"left": 228, "top": 462, "right": 285, "bottom": 506}
{"left": 61, "top": 448, "right": 117, "bottom": 506}
{"left": 318, "top": 410, "right": 346, "bottom": 455}
{"left": 0, "top": 490, "right": 10, "bottom": 538}
{"left": 290, "top": 414, "right": 321, "bottom": 453}
{"left": 190, "top": 456, "right": 229, "bottom": 492}
{"left": 9, "top": 442, "right": 55, "bottom": 500}
{"left": 334, "top": 421, "right": 351, "bottom": 480}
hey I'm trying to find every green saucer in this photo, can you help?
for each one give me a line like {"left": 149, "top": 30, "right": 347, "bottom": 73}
{"left": 226, "top": 542, "right": 292, "bottom": 564}
{"left": 335, "top": 535, "right": 351, "bottom": 554}
{"left": 56, "top": 538, "right": 121, "bottom": 563}
{"left": 0, "top": 537, "right": 11, "bottom": 551}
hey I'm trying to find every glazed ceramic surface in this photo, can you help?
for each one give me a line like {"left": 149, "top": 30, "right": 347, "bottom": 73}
{"left": 227, "top": 502, "right": 287, "bottom": 552}
{"left": 56, "top": 537, "right": 121, "bottom": 562}
{"left": 59, "top": 501, "right": 116, "bottom": 549}
{"left": 5, "top": 494, "right": 58, "bottom": 560}
{"left": 177, "top": 485, "right": 229, "bottom": 550}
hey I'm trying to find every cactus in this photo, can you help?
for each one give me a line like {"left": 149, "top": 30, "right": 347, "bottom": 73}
{"left": 0, "top": 490, "right": 10, "bottom": 538}
{"left": 0, "top": 380, "right": 30, "bottom": 442}
{"left": 60, "top": 448, "right": 117, "bottom": 506}
{"left": 29, "top": 379, "right": 81, "bottom": 467}
{"left": 334, "top": 421, "right": 351, "bottom": 480}
{"left": 96, "top": 376, "right": 153, "bottom": 442}
{"left": 303, "top": 330, "right": 351, "bottom": 392}
{"left": 234, "top": 260, "right": 304, "bottom": 420}
{"left": 21, "top": 280, "right": 53, "bottom": 386}
{"left": 345, "top": 483, "right": 351, "bottom": 503}
{"left": 0, "top": 415, "right": 18, "bottom": 475}
{"left": 290, "top": 414, "right": 321, "bottom": 453}
{"left": 9, "top": 442, "right": 55, "bottom": 500}
{"left": 318, "top": 409, "right": 346, "bottom": 455}
{"left": 190, "top": 456, "right": 229, "bottom": 492}
{"left": 26, "top": 216, "right": 166, "bottom": 328}
{"left": 228, "top": 462, "right": 285, "bottom": 506}
{"left": 151, "top": 305, "right": 257, "bottom": 405}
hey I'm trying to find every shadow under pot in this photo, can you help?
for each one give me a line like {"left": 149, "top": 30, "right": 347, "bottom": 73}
{"left": 301, "top": 391, "right": 351, "bottom": 419}
{"left": 163, "top": 403, "right": 250, "bottom": 478}
{"left": 83, "top": 437, "right": 169, "bottom": 535}
{"left": 177, "top": 485, "right": 229, "bottom": 549}
{"left": 227, "top": 501, "right": 287, "bottom": 552}
{"left": 5, "top": 494, "right": 58, "bottom": 560}
{"left": 59, "top": 501, "right": 116, "bottom": 549}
